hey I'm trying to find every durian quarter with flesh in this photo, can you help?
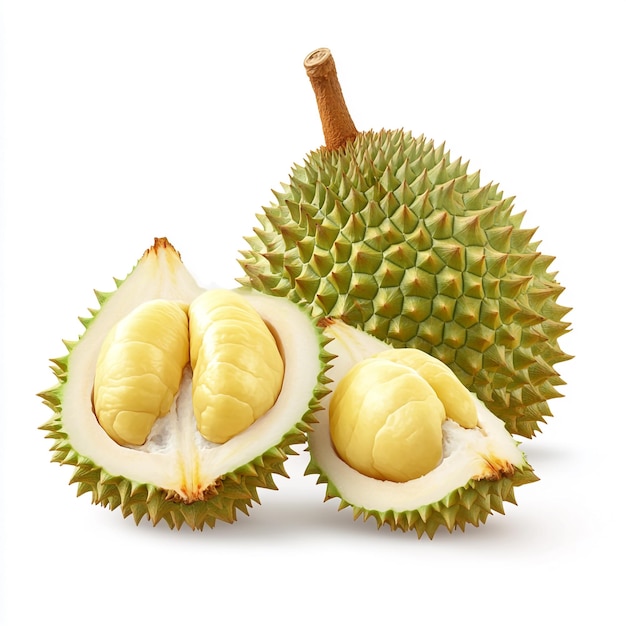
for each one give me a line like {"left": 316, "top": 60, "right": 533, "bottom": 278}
{"left": 239, "top": 48, "right": 572, "bottom": 438}
{"left": 309, "top": 319, "right": 538, "bottom": 538}
{"left": 39, "top": 238, "right": 329, "bottom": 529}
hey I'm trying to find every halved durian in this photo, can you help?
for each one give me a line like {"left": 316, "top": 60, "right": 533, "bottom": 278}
{"left": 39, "top": 238, "right": 329, "bottom": 529}
{"left": 308, "top": 319, "right": 538, "bottom": 538}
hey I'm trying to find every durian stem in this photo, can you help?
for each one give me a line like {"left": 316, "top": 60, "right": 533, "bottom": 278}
{"left": 304, "top": 48, "right": 358, "bottom": 151}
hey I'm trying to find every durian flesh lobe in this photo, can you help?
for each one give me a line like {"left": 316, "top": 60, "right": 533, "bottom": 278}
{"left": 39, "top": 238, "right": 329, "bottom": 529}
{"left": 239, "top": 129, "right": 572, "bottom": 438}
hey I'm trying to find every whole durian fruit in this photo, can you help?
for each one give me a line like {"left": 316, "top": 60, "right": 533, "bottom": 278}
{"left": 239, "top": 48, "right": 572, "bottom": 439}
{"left": 39, "top": 238, "right": 329, "bottom": 529}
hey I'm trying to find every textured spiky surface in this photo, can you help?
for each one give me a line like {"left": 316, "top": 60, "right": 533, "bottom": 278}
{"left": 39, "top": 240, "right": 331, "bottom": 529}
{"left": 306, "top": 453, "right": 538, "bottom": 538}
{"left": 239, "top": 130, "right": 572, "bottom": 437}
{"left": 40, "top": 400, "right": 310, "bottom": 529}
{"left": 314, "top": 459, "right": 537, "bottom": 538}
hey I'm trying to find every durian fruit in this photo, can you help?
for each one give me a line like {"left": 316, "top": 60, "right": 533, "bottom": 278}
{"left": 39, "top": 238, "right": 329, "bottom": 529}
{"left": 310, "top": 318, "right": 538, "bottom": 538}
{"left": 239, "top": 48, "right": 572, "bottom": 438}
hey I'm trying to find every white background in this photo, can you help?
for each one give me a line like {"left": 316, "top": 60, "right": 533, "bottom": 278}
{"left": 1, "top": 1, "right": 624, "bottom": 624}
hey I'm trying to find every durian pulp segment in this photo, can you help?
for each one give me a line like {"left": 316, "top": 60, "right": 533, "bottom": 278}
{"left": 93, "top": 299, "right": 191, "bottom": 447}
{"left": 372, "top": 349, "right": 478, "bottom": 429}
{"left": 189, "top": 290, "right": 285, "bottom": 444}
{"left": 330, "top": 357, "right": 446, "bottom": 481}
{"left": 62, "top": 242, "right": 320, "bottom": 501}
{"left": 315, "top": 320, "right": 525, "bottom": 511}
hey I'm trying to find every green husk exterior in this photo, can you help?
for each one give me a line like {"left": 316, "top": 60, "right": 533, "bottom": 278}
{"left": 305, "top": 453, "right": 538, "bottom": 538}
{"left": 39, "top": 262, "right": 332, "bottom": 530}
{"left": 239, "top": 129, "right": 572, "bottom": 438}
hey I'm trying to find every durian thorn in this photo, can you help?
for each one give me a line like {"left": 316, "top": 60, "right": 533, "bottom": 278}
{"left": 304, "top": 48, "right": 358, "bottom": 152}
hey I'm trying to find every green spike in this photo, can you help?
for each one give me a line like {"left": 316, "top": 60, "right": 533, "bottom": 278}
{"left": 430, "top": 179, "right": 464, "bottom": 214}
{"left": 433, "top": 242, "right": 465, "bottom": 271}
{"left": 436, "top": 268, "right": 463, "bottom": 299}
{"left": 390, "top": 204, "right": 419, "bottom": 234}
{"left": 486, "top": 225, "right": 513, "bottom": 252}
{"left": 386, "top": 242, "right": 417, "bottom": 269}
{"left": 315, "top": 221, "right": 340, "bottom": 250}
{"left": 344, "top": 187, "right": 368, "bottom": 213}
{"left": 380, "top": 190, "right": 400, "bottom": 217}
{"left": 351, "top": 246, "right": 382, "bottom": 275}
{"left": 361, "top": 200, "right": 387, "bottom": 226}
{"left": 432, "top": 294, "right": 457, "bottom": 322}
{"left": 425, "top": 209, "right": 453, "bottom": 239}
{"left": 427, "top": 157, "right": 449, "bottom": 185}
{"left": 402, "top": 296, "right": 433, "bottom": 324}
{"left": 454, "top": 214, "right": 488, "bottom": 246}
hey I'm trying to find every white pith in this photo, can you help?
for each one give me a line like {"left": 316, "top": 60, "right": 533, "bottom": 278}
{"left": 61, "top": 245, "right": 320, "bottom": 501}
{"left": 314, "top": 320, "right": 525, "bottom": 511}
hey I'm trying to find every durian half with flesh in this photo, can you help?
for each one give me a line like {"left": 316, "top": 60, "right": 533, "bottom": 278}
{"left": 39, "top": 238, "right": 329, "bottom": 529}
{"left": 311, "top": 319, "right": 537, "bottom": 538}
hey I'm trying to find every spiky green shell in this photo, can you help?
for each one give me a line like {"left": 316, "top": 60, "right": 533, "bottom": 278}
{"left": 239, "top": 130, "right": 572, "bottom": 437}
{"left": 306, "top": 454, "right": 538, "bottom": 538}
{"left": 40, "top": 239, "right": 331, "bottom": 529}
{"left": 40, "top": 406, "right": 308, "bottom": 529}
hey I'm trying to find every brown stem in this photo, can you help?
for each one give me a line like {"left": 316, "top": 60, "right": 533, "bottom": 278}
{"left": 304, "top": 48, "right": 358, "bottom": 151}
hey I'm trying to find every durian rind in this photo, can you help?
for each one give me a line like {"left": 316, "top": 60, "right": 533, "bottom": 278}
{"left": 239, "top": 129, "right": 572, "bottom": 437}
{"left": 41, "top": 409, "right": 309, "bottom": 529}
{"left": 40, "top": 239, "right": 331, "bottom": 529}
{"left": 306, "top": 452, "right": 538, "bottom": 538}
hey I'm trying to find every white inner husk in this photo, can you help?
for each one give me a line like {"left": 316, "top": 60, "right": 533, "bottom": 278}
{"left": 61, "top": 246, "right": 320, "bottom": 500}
{"left": 314, "top": 321, "right": 525, "bottom": 511}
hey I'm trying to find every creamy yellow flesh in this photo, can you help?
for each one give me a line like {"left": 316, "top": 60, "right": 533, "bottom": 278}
{"left": 93, "top": 300, "right": 190, "bottom": 446}
{"left": 330, "top": 359, "right": 445, "bottom": 481}
{"left": 94, "top": 290, "right": 284, "bottom": 447}
{"left": 329, "top": 345, "right": 479, "bottom": 482}
{"left": 189, "top": 290, "right": 284, "bottom": 444}
{"left": 373, "top": 349, "right": 478, "bottom": 429}
{"left": 60, "top": 243, "right": 320, "bottom": 500}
